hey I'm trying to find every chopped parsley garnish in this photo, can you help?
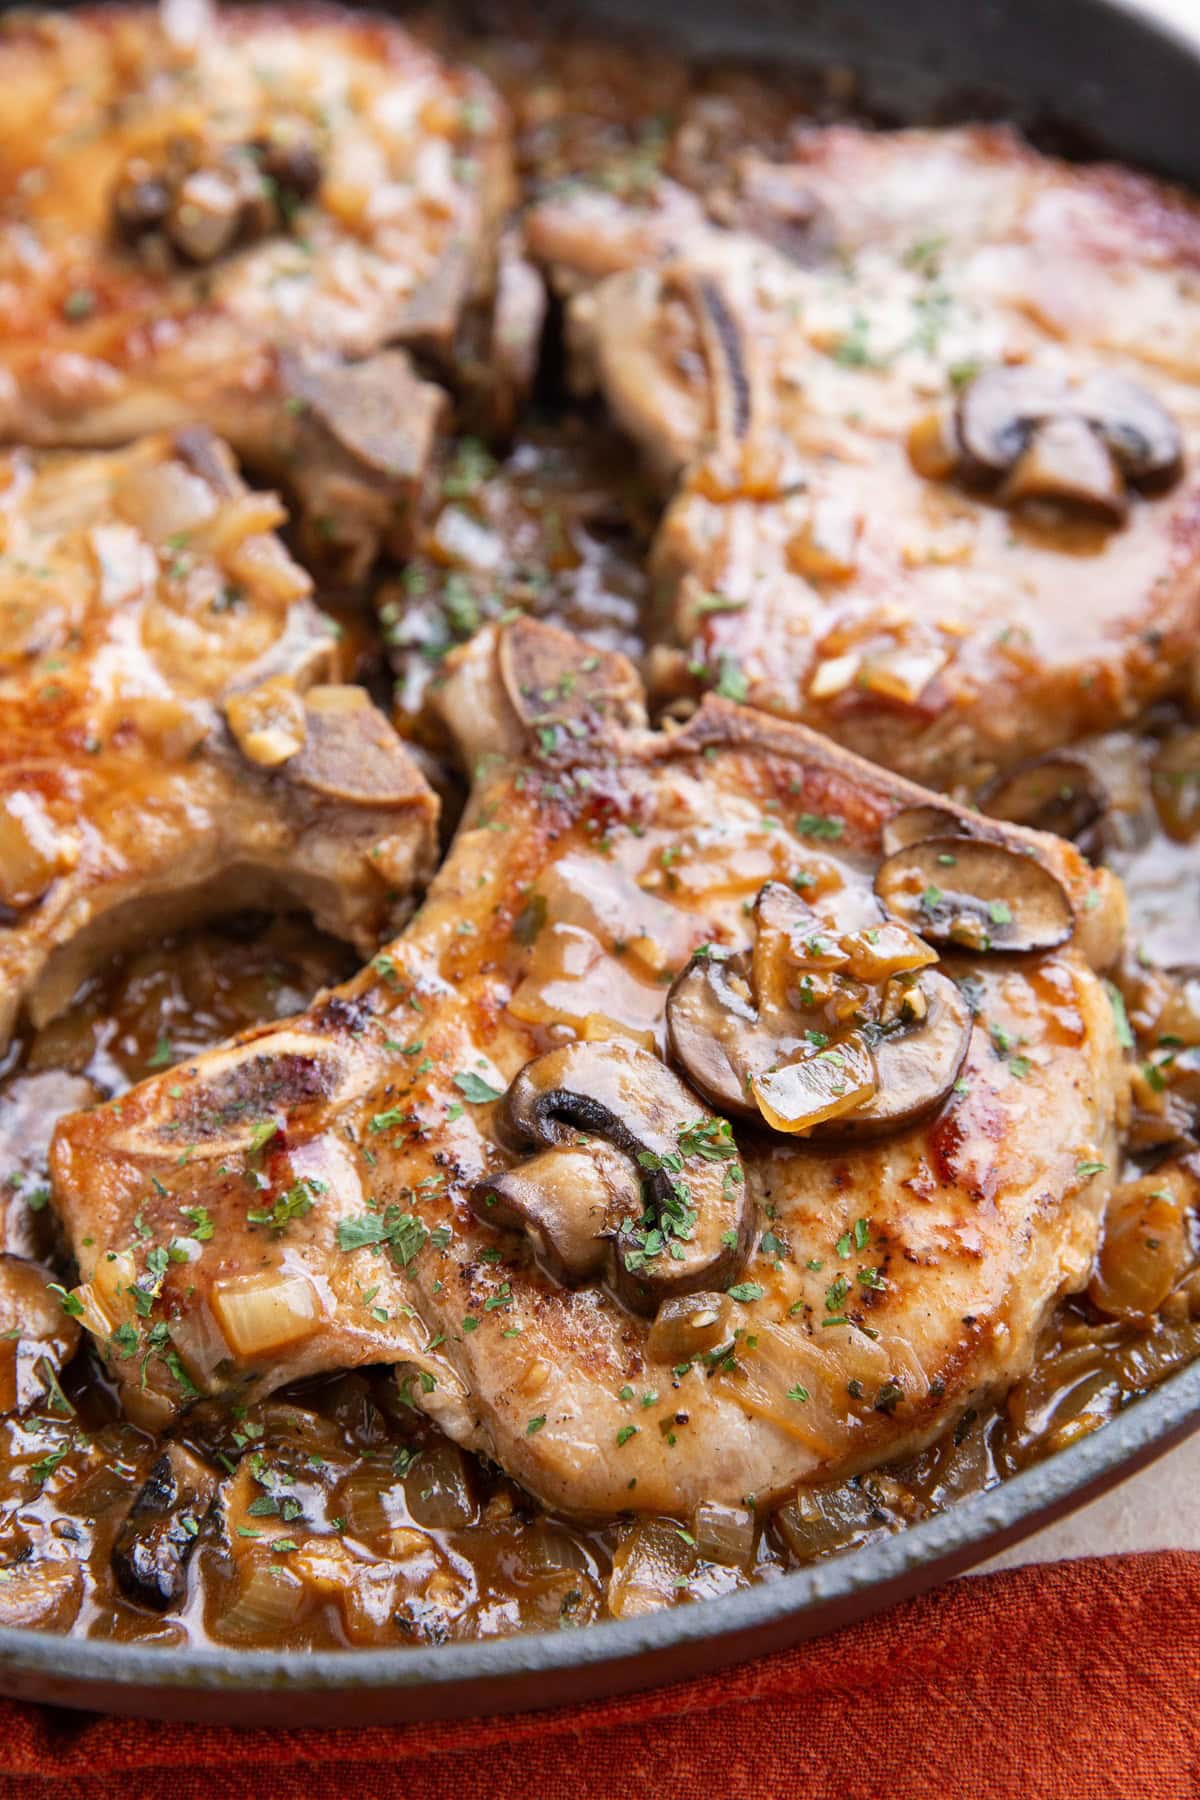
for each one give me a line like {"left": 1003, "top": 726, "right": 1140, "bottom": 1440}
{"left": 795, "top": 812, "right": 845, "bottom": 841}
{"left": 727, "top": 1282, "right": 763, "bottom": 1304}
{"left": 453, "top": 1071, "right": 504, "bottom": 1105}
{"left": 1106, "top": 982, "right": 1135, "bottom": 1051}
{"left": 336, "top": 1207, "right": 430, "bottom": 1267}
{"left": 715, "top": 656, "right": 749, "bottom": 703}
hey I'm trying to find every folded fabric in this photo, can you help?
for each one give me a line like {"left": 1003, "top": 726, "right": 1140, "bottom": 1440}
{"left": 0, "top": 1551, "right": 1195, "bottom": 1800}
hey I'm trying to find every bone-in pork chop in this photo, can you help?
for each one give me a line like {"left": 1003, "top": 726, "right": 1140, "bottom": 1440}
{"left": 50, "top": 619, "right": 1126, "bottom": 1517}
{"left": 0, "top": 4, "right": 521, "bottom": 576}
{"left": 0, "top": 430, "right": 438, "bottom": 1048}
{"left": 529, "top": 126, "right": 1200, "bottom": 790}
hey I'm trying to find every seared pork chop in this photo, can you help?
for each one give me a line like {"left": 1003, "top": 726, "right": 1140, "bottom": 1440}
{"left": 0, "top": 4, "right": 522, "bottom": 576}
{"left": 0, "top": 430, "right": 438, "bottom": 1049}
{"left": 529, "top": 126, "right": 1200, "bottom": 790}
{"left": 51, "top": 620, "right": 1126, "bottom": 1518}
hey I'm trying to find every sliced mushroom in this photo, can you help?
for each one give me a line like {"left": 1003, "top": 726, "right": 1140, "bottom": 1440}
{"left": 668, "top": 881, "right": 969, "bottom": 1140}
{"left": 979, "top": 753, "right": 1109, "bottom": 856}
{"left": 875, "top": 837, "right": 1073, "bottom": 954}
{"left": 473, "top": 1141, "right": 641, "bottom": 1289}
{"left": 666, "top": 949, "right": 781, "bottom": 1122}
{"left": 880, "top": 804, "right": 972, "bottom": 857}
{"left": 112, "top": 1442, "right": 221, "bottom": 1611}
{"left": 958, "top": 366, "right": 1067, "bottom": 477}
{"left": 1075, "top": 371, "right": 1184, "bottom": 487}
{"left": 946, "top": 364, "right": 1183, "bottom": 517}
{"left": 473, "top": 1039, "right": 752, "bottom": 1314}
{"left": 1003, "top": 412, "right": 1127, "bottom": 520}
{"left": 833, "top": 971, "right": 972, "bottom": 1140}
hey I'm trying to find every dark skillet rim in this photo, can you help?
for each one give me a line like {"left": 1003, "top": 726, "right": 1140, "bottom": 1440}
{"left": 0, "top": 1354, "right": 1196, "bottom": 1695}
{"left": 1, "top": 0, "right": 1199, "bottom": 1710}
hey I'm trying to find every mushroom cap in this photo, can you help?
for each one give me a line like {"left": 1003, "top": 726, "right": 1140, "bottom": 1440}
{"left": 955, "top": 363, "right": 1183, "bottom": 504}
{"left": 957, "top": 365, "right": 1068, "bottom": 475}
{"left": 1003, "top": 413, "right": 1128, "bottom": 520}
{"left": 875, "top": 835, "right": 1074, "bottom": 954}
{"left": 880, "top": 804, "right": 971, "bottom": 858}
{"left": 808, "top": 969, "right": 972, "bottom": 1141}
{"left": 665, "top": 951, "right": 766, "bottom": 1122}
{"left": 979, "top": 752, "right": 1108, "bottom": 856}
{"left": 1075, "top": 371, "right": 1183, "bottom": 484}
{"left": 668, "top": 880, "right": 972, "bottom": 1143}
{"left": 487, "top": 1038, "right": 754, "bottom": 1314}
{"left": 472, "top": 1142, "right": 640, "bottom": 1289}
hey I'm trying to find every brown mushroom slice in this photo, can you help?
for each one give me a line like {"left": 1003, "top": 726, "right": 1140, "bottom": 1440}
{"left": 665, "top": 951, "right": 776, "bottom": 1121}
{"left": 112, "top": 1442, "right": 221, "bottom": 1612}
{"left": 752, "top": 1033, "right": 876, "bottom": 1135}
{"left": 486, "top": 1039, "right": 753, "bottom": 1314}
{"left": 809, "top": 970, "right": 971, "bottom": 1141}
{"left": 875, "top": 836, "right": 1073, "bottom": 954}
{"left": 979, "top": 753, "right": 1109, "bottom": 855}
{"left": 471, "top": 1142, "right": 640, "bottom": 1289}
{"left": 1003, "top": 413, "right": 1127, "bottom": 519}
{"left": 880, "top": 805, "right": 969, "bottom": 857}
{"left": 957, "top": 366, "right": 1067, "bottom": 479}
{"left": 1076, "top": 372, "right": 1184, "bottom": 487}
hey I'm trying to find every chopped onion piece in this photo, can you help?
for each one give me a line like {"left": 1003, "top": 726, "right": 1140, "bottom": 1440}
{"left": 405, "top": 1443, "right": 477, "bottom": 1530}
{"left": 0, "top": 1558, "right": 82, "bottom": 1630}
{"left": 210, "top": 1269, "right": 320, "bottom": 1358}
{"left": 752, "top": 1034, "right": 875, "bottom": 1134}
{"left": 607, "top": 1518, "right": 694, "bottom": 1619}
{"left": 693, "top": 1501, "right": 756, "bottom": 1568}
{"left": 212, "top": 1559, "right": 307, "bottom": 1644}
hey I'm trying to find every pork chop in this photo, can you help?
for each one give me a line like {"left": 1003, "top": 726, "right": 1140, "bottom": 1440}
{"left": 0, "top": 3, "right": 520, "bottom": 576}
{"left": 50, "top": 619, "right": 1126, "bottom": 1519}
{"left": 529, "top": 126, "right": 1200, "bottom": 790}
{"left": 0, "top": 430, "right": 438, "bottom": 1049}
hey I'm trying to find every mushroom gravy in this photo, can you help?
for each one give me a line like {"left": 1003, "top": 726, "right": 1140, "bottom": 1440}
{"left": 1, "top": 6, "right": 1200, "bottom": 1651}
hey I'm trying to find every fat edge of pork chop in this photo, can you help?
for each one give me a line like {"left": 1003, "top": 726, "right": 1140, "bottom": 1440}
{"left": 0, "top": 429, "right": 438, "bottom": 1049}
{"left": 529, "top": 125, "right": 1200, "bottom": 791}
{"left": 0, "top": 4, "right": 527, "bottom": 577}
{"left": 50, "top": 618, "right": 1127, "bottom": 1517}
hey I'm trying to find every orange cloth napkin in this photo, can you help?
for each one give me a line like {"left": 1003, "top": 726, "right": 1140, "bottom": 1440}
{"left": 0, "top": 1551, "right": 1195, "bottom": 1799}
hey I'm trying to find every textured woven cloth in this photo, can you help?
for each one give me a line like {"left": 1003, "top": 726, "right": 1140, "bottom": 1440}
{"left": 0, "top": 1551, "right": 1196, "bottom": 1799}
{"left": 0, "top": 1548, "right": 1194, "bottom": 1800}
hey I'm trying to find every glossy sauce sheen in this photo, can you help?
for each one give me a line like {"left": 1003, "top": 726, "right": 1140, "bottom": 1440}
{"left": 0, "top": 14, "right": 1198, "bottom": 1651}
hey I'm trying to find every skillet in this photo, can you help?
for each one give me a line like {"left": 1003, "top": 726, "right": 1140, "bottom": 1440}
{"left": 1, "top": 0, "right": 1199, "bottom": 1726}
